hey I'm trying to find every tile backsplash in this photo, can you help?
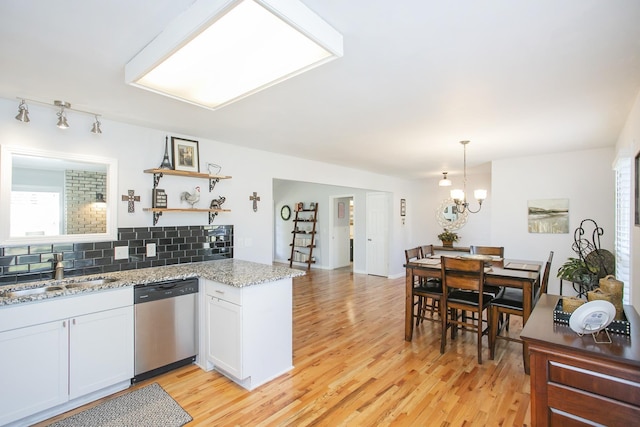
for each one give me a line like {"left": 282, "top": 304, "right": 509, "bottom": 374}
{"left": 0, "top": 225, "right": 233, "bottom": 285}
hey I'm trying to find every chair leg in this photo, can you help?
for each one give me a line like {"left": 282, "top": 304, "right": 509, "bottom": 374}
{"left": 489, "top": 306, "right": 498, "bottom": 360}
{"left": 440, "top": 306, "right": 448, "bottom": 354}
{"left": 477, "top": 315, "right": 483, "bottom": 364}
{"left": 415, "top": 296, "right": 423, "bottom": 326}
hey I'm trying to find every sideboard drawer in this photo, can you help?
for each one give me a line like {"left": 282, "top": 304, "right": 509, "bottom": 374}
{"left": 548, "top": 359, "right": 640, "bottom": 406}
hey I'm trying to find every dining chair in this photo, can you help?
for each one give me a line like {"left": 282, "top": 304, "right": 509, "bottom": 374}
{"left": 470, "top": 245, "right": 505, "bottom": 257}
{"left": 489, "top": 251, "right": 553, "bottom": 360}
{"left": 405, "top": 248, "right": 434, "bottom": 326}
{"left": 405, "top": 247, "right": 443, "bottom": 326}
{"left": 417, "top": 244, "right": 442, "bottom": 322}
{"left": 440, "top": 257, "right": 494, "bottom": 364}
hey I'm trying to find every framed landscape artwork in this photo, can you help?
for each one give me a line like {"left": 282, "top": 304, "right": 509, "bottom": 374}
{"left": 171, "top": 137, "right": 199, "bottom": 173}
{"left": 527, "top": 198, "right": 569, "bottom": 234}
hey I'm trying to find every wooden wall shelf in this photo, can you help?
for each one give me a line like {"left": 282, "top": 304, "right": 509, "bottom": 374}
{"left": 143, "top": 208, "right": 231, "bottom": 225}
{"left": 143, "top": 168, "right": 232, "bottom": 191}
{"left": 143, "top": 168, "right": 231, "bottom": 225}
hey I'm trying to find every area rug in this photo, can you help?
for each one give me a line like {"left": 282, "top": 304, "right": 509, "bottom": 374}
{"left": 48, "top": 383, "right": 192, "bottom": 427}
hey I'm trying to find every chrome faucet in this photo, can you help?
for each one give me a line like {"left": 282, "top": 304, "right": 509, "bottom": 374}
{"left": 54, "top": 254, "right": 64, "bottom": 280}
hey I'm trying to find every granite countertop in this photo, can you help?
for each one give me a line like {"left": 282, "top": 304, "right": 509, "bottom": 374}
{"left": 0, "top": 259, "right": 305, "bottom": 306}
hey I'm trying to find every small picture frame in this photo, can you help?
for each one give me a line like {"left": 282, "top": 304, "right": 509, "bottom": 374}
{"left": 171, "top": 137, "right": 200, "bottom": 172}
{"left": 152, "top": 188, "right": 167, "bottom": 208}
{"left": 400, "top": 198, "right": 406, "bottom": 217}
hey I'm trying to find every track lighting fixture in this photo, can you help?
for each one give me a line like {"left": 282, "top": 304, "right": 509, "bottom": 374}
{"left": 91, "top": 115, "right": 102, "bottom": 134}
{"left": 15, "top": 99, "right": 30, "bottom": 122}
{"left": 55, "top": 100, "right": 70, "bottom": 129}
{"left": 14, "top": 97, "right": 103, "bottom": 134}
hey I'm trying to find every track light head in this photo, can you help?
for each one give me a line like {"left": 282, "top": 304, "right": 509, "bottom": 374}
{"left": 15, "top": 99, "right": 30, "bottom": 123}
{"left": 54, "top": 100, "right": 70, "bottom": 129}
{"left": 91, "top": 115, "right": 102, "bottom": 134}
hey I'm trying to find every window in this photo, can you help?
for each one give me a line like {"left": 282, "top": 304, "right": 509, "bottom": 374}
{"left": 10, "top": 190, "right": 61, "bottom": 237}
{"left": 614, "top": 157, "right": 631, "bottom": 304}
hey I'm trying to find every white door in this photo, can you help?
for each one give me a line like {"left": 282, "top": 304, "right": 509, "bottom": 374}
{"left": 366, "top": 192, "right": 389, "bottom": 276}
{"left": 0, "top": 320, "right": 69, "bottom": 426}
{"left": 69, "top": 306, "right": 134, "bottom": 399}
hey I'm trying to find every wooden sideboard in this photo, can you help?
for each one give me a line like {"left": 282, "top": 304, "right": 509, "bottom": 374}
{"left": 521, "top": 294, "right": 640, "bottom": 426}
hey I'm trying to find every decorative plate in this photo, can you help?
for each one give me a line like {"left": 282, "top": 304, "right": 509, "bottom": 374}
{"left": 569, "top": 300, "right": 615, "bottom": 335}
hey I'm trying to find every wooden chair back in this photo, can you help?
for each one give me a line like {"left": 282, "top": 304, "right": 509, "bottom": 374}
{"left": 470, "top": 245, "right": 504, "bottom": 257}
{"left": 405, "top": 247, "right": 422, "bottom": 263}
{"left": 441, "top": 257, "right": 485, "bottom": 293}
{"left": 421, "top": 245, "right": 435, "bottom": 257}
{"left": 540, "top": 251, "right": 554, "bottom": 295}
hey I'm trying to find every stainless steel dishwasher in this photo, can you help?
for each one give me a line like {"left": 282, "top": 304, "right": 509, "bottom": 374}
{"left": 132, "top": 278, "right": 198, "bottom": 383}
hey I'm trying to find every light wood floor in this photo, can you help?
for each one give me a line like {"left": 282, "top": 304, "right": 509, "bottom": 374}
{"left": 40, "top": 267, "right": 531, "bottom": 426}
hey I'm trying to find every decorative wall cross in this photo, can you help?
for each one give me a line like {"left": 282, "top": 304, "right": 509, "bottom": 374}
{"left": 122, "top": 190, "right": 141, "bottom": 213}
{"left": 249, "top": 192, "right": 261, "bottom": 212}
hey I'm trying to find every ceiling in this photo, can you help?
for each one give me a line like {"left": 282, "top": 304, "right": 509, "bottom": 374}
{"left": 1, "top": 0, "right": 640, "bottom": 180}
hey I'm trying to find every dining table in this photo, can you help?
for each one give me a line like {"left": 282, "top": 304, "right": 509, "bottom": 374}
{"left": 404, "top": 255, "right": 542, "bottom": 372}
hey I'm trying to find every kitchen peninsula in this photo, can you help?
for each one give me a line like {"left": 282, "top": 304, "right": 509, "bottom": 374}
{"left": 0, "top": 259, "right": 304, "bottom": 426}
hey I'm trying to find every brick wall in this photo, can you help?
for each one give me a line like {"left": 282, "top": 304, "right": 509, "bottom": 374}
{"left": 64, "top": 169, "right": 107, "bottom": 234}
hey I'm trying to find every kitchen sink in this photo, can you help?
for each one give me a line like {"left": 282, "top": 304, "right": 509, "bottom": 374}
{"left": 65, "top": 278, "right": 117, "bottom": 288}
{"left": 2, "top": 278, "right": 118, "bottom": 299}
{"left": 6, "top": 286, "right": 65, "bottom": 298}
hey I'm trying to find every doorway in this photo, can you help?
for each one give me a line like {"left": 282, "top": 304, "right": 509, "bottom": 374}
{"left": 329, "top": 195, "right": 354, "bottom": 270}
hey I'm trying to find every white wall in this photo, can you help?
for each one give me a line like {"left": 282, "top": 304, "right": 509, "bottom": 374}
{"left": 491, "top": 148, "right": 615, "bottom": 295}
{"left": 0, "top": 97, "right": 416, "bottom": 274}
{"left": 615, "top": 90, "right": 640, "bottom": 311}
{"left": 413, "top": 170, "right": 493, "bottom": 249}
{"left": 273, "top": 180, "right": 371, "bottom": 273}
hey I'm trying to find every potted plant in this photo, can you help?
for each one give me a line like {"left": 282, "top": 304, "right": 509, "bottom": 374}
{"left": 557, "top": 257, "right": 598, "bottom": 290}
{"left": 437, "top": 229, "right": 459, "bottom": 247}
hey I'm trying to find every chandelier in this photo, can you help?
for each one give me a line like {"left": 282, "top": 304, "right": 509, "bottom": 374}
{"left": 450, "top": 140, "right": 487, "bottom": 214}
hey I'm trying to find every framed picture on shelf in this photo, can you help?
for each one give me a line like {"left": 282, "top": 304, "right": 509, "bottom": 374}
{"left": 171, "top": 137, "right": 199, "bottom": 172}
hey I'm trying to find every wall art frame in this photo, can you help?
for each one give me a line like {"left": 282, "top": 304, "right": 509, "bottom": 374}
{"left": 171, "top": 136, "right": 200, "bottom": 173}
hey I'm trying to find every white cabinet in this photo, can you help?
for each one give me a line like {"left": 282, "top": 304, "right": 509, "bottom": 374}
{"left": 207, "top": 292, "right": 243, "bottom": 378}
{"left": 69, "top": 306, "right": 134, "bottom": 399}
{"left": 204, "top": 278, "right": 293, "bottom": 390}
{"left": 0, "top": 320, "right": 69, "bottom": 424}
{"left": 0, "top": 287, "right": 133, "bottom": 426}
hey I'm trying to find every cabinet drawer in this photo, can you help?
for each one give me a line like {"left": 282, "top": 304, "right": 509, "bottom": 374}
{"left": 548, "top": 360, "right": 640, "bottom": 406}
{"left": 206, "top": 281, "right": 241, "bottom": 305}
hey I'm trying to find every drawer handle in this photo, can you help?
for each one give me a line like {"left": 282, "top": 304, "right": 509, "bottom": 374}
{"left": 215, "top": 290, "right": 225, "bottom": 294}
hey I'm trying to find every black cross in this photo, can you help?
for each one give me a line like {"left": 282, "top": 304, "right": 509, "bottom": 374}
{"left": 249, "top": 192, "right": 260, "bottom": 212}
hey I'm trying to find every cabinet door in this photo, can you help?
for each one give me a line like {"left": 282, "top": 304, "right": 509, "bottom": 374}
{"left": 0, "top": 320, "right": 68, "bottom": 426}
{"left": 69, "top": 306, "right": 134, "bottom": 399}
{"left": 207, "top": 296, "right": 243, "bottom": 379}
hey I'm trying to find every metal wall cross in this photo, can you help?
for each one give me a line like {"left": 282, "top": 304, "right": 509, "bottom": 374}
{"left": 122, "top": 190, "right": 141, "bottom": 213}
{"left": 249, "top": 192, "right": 261, "bottom": 212}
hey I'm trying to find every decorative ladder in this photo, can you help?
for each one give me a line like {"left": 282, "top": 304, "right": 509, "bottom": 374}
{"left": 289, "top": 203, "right": 318, "bottom": 270}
